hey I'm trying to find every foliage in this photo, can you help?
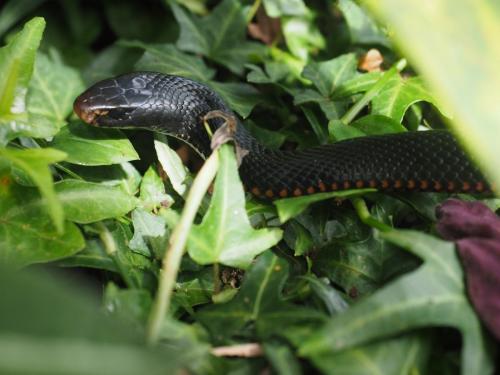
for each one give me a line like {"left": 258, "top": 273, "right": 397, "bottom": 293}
{"left": 0, "top": 1, "right": 498, "bottom": 374}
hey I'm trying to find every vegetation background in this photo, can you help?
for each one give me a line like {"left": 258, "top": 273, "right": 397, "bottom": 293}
{"left": 0, "top": 0, "right": 499, "bottom": 374}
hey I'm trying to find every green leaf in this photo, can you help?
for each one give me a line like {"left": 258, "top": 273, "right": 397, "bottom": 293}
{"left": 0, "top": 17, "right": 44, "bottom": 116}
{"left": 139, "top": 166, "right": 172, "bottom": 211}
{"left": 302, "top": 54, "right": 358, "bottom": 97}
{"left": 364, "top": 0, "right": 500, "bottom": 188}
{"left": 263, "top": 340, "right": 302, "bottom": 375}
{"left": 328, "top": 119, "right": 366, "bottom": 141}
{"left": 208, "top": 81, "right": 261, "bottom": 119}
{"left": 283, "top": 220, "right": 313, "bottom": 256}
{"left": 0, "top": 17, "right": 45, "bottom": 142}
{"left": 0, "top": 177, "right": 84, "bottom": 267}
{"left": 332, "top": 71, "right": 382, "bottom": 99}
{"left": 262, "top": 0, "right": 307, "bottom": 17}
{"left": 309, "top": 333, "right": 431, "bottom": 375}
{"left": 57, "top": 239, "right": 117, "bottom": 272}
{"left": 294, "top": 54, "right": 358, "bottom": 120}
{"left": 129, "top": 208, "right": 168, "bottom": 257}
{"left": 188, "top": 145, "right": 282, "bottom": 269}
{"left": 126, "top": 41, "right": 215, "bottom": 82}
{"left": 282, "top": 10, "right": 325, "bottom": 62}
{"left": 303, "top": 276, "right": 348, "bottom": 315}
{"left": 154, "top": 136, "right": 189, "bottom": 196}
{"left": 371, "top": 75, "right": 448, "bottom": 122}
{"left": 0, "top": 269, "right": 187, "bottom": 374}
{"left": 56, "top": 179, "right": 138, "bottom": 224}
{"left": 337, "top": 0, "right": 389, "bottom": 46}
{"left": 350, "top": 114, "right": 407, "bottom": 135}
{"left": 170, "top": 0, "right": 266, "bottom": 74}
{"left": 274, "top": 189, "right": 376, "bottom": 223}
{"left": 27, "top": 52, "right": 85, "bottom": 130}
{"left": 169, "top": 1, "right": 210, "bottom": 55}
{"left": 300, "top": 230, "right": 494, "bottom": 375}
{"left": 0, "top": 147, "right": 66, "bottom": 232}
{"left": 197, "top": 252, "right": 326, "bottom": 343}
{"left": 50, "top": 122, "right": 139, "bottom": 166}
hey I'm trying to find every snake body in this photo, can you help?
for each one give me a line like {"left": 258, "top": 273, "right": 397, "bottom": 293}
{"left": 73, "top": 72, "right": 489, "bottom": 198}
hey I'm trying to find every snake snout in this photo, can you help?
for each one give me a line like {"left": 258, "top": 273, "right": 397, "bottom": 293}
{"left": 73, "top": 93, "right": 99, "bottom": 125}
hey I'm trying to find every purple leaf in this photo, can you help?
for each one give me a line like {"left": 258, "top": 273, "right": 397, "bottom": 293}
{"left": 436, "top": 199, "right": 500, "bottom": 340}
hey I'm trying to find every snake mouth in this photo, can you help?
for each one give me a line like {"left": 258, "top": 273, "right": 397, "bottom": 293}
{"left": 73, "top": 95, "right": 109, "bottom": 126}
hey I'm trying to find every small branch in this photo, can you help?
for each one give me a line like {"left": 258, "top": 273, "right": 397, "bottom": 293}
{"left": 213, "top": 263, "right": 221, "bottom": 294}
{"left": 246, "top": 0, "right": 262, "bottom": 24}
{"left": 341, "top": 58, "right": 407, "bottom": 125}
{"left": 351, "top": 197, "right": 392, "bottom": 232}
{"left": 212, "top": 343, "right": 263, "bottom": 358}
{"left": 96, "top": 222, "right": 136, "bottom": 289}
{"left": 146, "top": 150, "right": 220, "bottom": 345}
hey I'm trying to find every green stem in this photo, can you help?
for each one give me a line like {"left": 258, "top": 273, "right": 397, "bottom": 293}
{"left": 351, "top": 197, "right": 392, "bottom": 232}
{"left": 54, "top": 163, "right": 83, "bottom": 180}
{"left": 96, "top": 222, "right": 136, "bottom": 289}
{"left": 341, "top": 59, "right": 407, "bottom": 125}
{"left": 146, "top": 150, "right": 220, "bottom": 345}
{"left": 213, "top": 263, "right": 221, "bottom": 294}
{"left": 246, "top": 0, "right": 262, "bottom": 23}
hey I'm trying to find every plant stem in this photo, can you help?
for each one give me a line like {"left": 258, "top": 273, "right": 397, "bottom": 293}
{"left": 351, "top": 197, "right": 392, "bottom": 232}
{"left": 146, "top": 150, "right": 220, "bottom": 345}
{"left": 213, "top": 263, "right": 221, "bottom": 294}
{"left": 341, "top": 59, "right": 407, "bottom": 125}
{"left": 246, "top": 0, "right": 262, "bottom": 24}
{"left": 96, "top": 221, "right": 136, "bottom": 289}
{"left": 53, "top": 163, "right": 83, "bottom": 180}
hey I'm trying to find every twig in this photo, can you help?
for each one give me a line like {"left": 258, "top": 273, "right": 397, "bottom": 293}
{"left": 341, "top": 59, "right": 407, "bottom": 125}
{"left": 351, "top": 197, "right": 392, "bottom": 232}
{"left": 211, "top": 343, "right": 264, "bottom": 357}
{"left": 96, "top": 221, "right": 136, "bottom": 289}
{"left": 146, "top": 150, "right": 220, "bottom": 345}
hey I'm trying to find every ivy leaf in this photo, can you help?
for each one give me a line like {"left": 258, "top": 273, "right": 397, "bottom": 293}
{"left": 0, "top": 269, "right": 187, "bottom": 374}
{"left": 337, "top": 0, "right": 389, "bottom": 47}
{"left": 0, "top": 17, "right": 45, "bottom": 143}
{"left": 295, "top": 54, "right": 358, "bottom": 119}
{"left": 299, "top": 230, "right": 494, "bottom": 375}
{"left": 0, "top": 175, "right": 84, "bottom": 267}
{"left": 50, "top": 122, "right": 139, "bottom": 166}
{"left": 274, "top": 189, "right": 375, "bottom": 223}
{"left": 55, "top": 179, "right": 138, "bottom": 224}
{"left": 170, "top": 0, "right": 266, "bottom": 75}
{"left": 0, "top": 147, "right": 66, "bottom": 232}
{"left": 197, "top": 251, "right": 326, "bottom": 343}
{"left": 139, "top": 166, "right": 172, "bottom": 211}
{"left": 27, "top": 52, "right": 85, "bottom": 130}
{"left": 57, "top": 239, "right": 117, "bottom": 272}
{"left": 331, "top": 71, "right": 382, "bottom": 99}
{"left": 187, "top": 145, "right": 282, "bottom": 269}
{"left": 282, "top": 10, "right": 325, "bottom": 62}
{"left": 371, "top": 76, "right": 448, "bottom": 122}
{"left": 302, "top": 54, "right": 358, "bottom": 97}
{"left": 126, "top": 41, "right": 215, "bottom": 82}
{"left": 129, "top": 208, "right": 168, "bottom": 257}
{"left": 208, "top": 82, "right": 261, "bottom": 119}
{"left": 350, "top": 114, "right": 407, "bottom": 135}
{"left": 308, "top": 332, "right": 431, "bottom": 375}
{"left": 262, "top": 0, "right": 307, "bottom": 17}
{"left": 364, "top": 0, "right": 500, "bottom": 189}
{"left": 154, "top": 136, "right": 189, "bottom": 197}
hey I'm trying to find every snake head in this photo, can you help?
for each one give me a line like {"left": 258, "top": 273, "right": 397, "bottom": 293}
{"left": 74, "top": 72, "right": 237, "bottom": 157}
{"left": 73, "top": 72, "right": 161, "bottom": 128}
